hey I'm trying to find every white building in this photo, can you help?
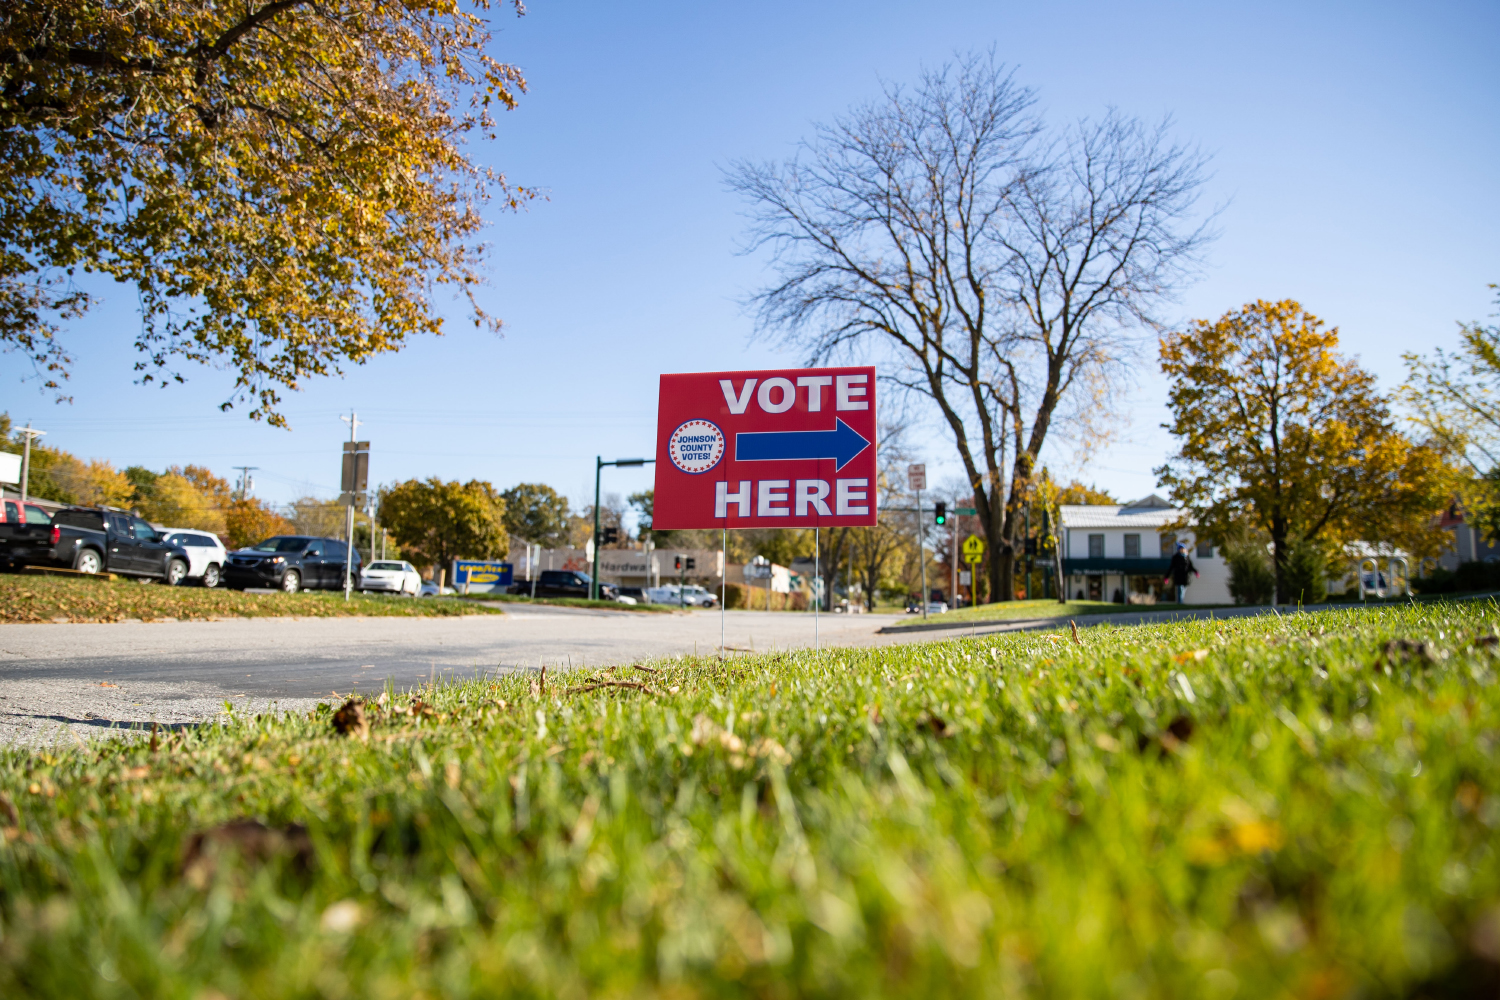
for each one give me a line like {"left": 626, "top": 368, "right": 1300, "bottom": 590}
{"left": 509, "top": 545, "right": 725, "bottom": 588}
{"left": 1059, "top": 495, "right": 1232, "bottom": 605}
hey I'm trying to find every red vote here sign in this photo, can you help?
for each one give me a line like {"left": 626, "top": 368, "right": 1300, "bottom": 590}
{"left": 652, "top": 366, "right": 878, "bottom": 529}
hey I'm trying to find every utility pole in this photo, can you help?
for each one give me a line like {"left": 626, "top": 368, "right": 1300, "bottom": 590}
{"left": 16, "top": 423, "right": 45, "bottom": 504}
{"left": 232, "top": 466, "right": 258, "bottom": 501}
{"left": 339, "top": 410, "right": 365, "bottom": 601}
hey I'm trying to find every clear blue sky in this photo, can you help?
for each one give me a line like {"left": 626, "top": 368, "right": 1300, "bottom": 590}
{"left": 5, "top": 0, "right": 1496, "bottom": 515}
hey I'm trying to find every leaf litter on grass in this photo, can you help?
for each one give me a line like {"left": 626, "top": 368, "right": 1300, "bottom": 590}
{"left": 0, "top": 574, "right": 505, "bottom": 623}
{"left": 0, "top": 603, "right": 1498, "bottom": 997}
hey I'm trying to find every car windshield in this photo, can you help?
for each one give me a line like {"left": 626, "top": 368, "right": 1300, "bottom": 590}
{"left": 250, "top": 537, "right": 309, "bottom": 553}
{"left": 368, "top": 562, "right": 405, "bottom": 571}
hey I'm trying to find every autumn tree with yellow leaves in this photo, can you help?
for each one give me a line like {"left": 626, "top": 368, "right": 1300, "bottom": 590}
{"left": 1, "top": 1, "right": 531, "bottom": 424}
{"left": 1157, "top": 300, "right": 1451, "bottom": 603}
{"left": 1400, "top": 284, "right": 1500, "bottom": 542}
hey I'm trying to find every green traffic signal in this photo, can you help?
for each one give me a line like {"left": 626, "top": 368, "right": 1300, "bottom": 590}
{"left": 934, "top": 501, "right": 947, "bottom": 525}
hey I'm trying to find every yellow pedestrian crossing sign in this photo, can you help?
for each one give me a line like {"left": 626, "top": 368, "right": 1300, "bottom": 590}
{"left": 962, "top": 534, "right": 986, "bottom": 564}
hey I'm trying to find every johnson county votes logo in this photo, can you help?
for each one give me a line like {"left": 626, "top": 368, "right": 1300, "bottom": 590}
{"left": 668, "top": 419, "right": 725, "bottom": 474}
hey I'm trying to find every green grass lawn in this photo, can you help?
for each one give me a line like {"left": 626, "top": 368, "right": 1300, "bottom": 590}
{"left": 0, "top": 574, "right": 506, "bottom": 624}
{"left": 2, "top": 603, "right": 1499, "bottom": 995}
{"left": 889, "top": 597, "right": 1188, "bottom": 628}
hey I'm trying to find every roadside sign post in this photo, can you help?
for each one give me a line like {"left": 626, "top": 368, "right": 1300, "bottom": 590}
{"left": 651, "top": 366, "right": 877, "bottom": 651}
{"left": 908, "top": 464, "right": 927, "bottom": 620}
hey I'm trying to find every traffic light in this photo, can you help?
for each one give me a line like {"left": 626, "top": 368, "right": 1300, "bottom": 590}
{"left": 1024, "top": 537, "right": 1037, "bottom": 556}
{"left": 601, "top": 526, "right": 619, "bottom": 545}
{"left": 674, "top": 555, "right": 682, "bottom": 571}
{"left": 934, "top": 501, "right": 947, "bottom": 526}
{"left": 685, "top": 557, "right": 696, "bottom": 571}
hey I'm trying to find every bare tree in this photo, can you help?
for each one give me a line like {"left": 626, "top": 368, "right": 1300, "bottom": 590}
{"left": 849, "top": 478, "right": 911, "bottom": 611}
{"left": 729, "top": 53, "right": 1211, "bottom": 600}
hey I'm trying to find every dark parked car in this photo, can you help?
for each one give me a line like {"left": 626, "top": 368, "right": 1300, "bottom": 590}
{"left": 0, "top": 506, "right": 190, "bottom": 583}
{"left": 223, "top": 536, "right": 362, "bottom": 593}
{"left": 508, "top": 569, "right": 617, "bottom": 601}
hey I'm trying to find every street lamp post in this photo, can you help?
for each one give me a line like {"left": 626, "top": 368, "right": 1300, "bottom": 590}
{"left": 591, "top": 457, "right": 653, "bottom": 601}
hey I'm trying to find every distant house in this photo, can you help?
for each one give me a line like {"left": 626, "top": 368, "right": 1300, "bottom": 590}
{"left": 1058, "top": 494, "right": 1232, "bottom": 605}
{"left": 1437, "top": 502, "right": 1499, "bottom": 571}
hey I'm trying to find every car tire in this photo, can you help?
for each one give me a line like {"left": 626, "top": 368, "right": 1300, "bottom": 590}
{"left": 165, "top": 559, "right": 189, "bottom": 586}
{"left": 201, "top": 563, "right": 221, "bottom": 588}
{"left": 74, "top": 549, "right": 103, "bottom": 575}
{"left": 280, "top": 570, "right": 301, "bottom": 594}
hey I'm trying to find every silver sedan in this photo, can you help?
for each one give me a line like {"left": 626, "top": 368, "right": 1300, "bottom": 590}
{"left": 359, "top": 560, "right": 423, "bottom": 596}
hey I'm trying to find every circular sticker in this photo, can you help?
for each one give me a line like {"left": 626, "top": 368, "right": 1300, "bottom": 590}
{"left": 668, "top": 419, "right": 725, "bottom": 474}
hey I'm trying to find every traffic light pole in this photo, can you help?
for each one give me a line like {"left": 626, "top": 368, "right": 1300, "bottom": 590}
{"left": 591, "top": 457, "right": 653, "bottom": 600}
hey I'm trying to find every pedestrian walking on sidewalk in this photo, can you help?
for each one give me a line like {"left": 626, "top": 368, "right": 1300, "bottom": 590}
{"left": 1164, "top": 541, "right": 1198, "bottom": 604}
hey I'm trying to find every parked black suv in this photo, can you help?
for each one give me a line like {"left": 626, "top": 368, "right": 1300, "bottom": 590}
{"left": 223, "top": 536, "right": 362, "bottom": 593}
{"left": 0, "top": 505, "right": 191, "bottom": 582}
{"left": 508, "top": 569, "right": 618, "bottom": 601}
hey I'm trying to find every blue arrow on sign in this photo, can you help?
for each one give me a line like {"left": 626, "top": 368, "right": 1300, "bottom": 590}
{"left": 734, "top": 419, "right": 872, "bottom": 472}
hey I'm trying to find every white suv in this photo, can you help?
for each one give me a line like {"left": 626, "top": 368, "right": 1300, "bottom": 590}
{"left": 158, "top": 529, "right": 229, "bottom": 588}
{"left": 646, "top": 584, "right": 718, "bottom": 608}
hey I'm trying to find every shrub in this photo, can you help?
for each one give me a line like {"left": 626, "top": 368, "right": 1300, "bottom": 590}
{"left": 723, "top": 583, "right": 747, "bottom": 610}
{"left": 1226, "top": 546, "right": 1275, "bottom": 605}
{"left": 734, "top": 586, "right": 793, "bottom": 611}
{"left": 1283, "top": 541, "right": 1326, "bottom": 605}
{"left": 1454, "top": 560, "right": 1500, "bottom": 593}
{"left": 1413, "top": 566, "right": 1456, "bottom": 595}
{"left": 1411, "top": 561, "right": 1500, "bottom": 595}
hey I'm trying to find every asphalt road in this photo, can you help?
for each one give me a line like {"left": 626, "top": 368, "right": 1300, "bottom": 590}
{"left": 0, "top": 599, "right": 1329, "bottom": 747}
{"left": 0, "top": 605, "right": 913, "bottom": 745}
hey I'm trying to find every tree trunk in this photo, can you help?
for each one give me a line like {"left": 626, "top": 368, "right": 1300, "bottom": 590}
{"left": 982, "top": 488, "right": 1007, "bottom": 603}
{"left": 820, "top": 528, "right": 849, "bottom": 611}
{"left": 1271, "top": 524, "right": 1288, "bottom": 605}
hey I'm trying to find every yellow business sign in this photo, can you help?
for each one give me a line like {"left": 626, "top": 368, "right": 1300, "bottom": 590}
{"left": 962, "top": 534, "right": 986, "bottom": 564}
